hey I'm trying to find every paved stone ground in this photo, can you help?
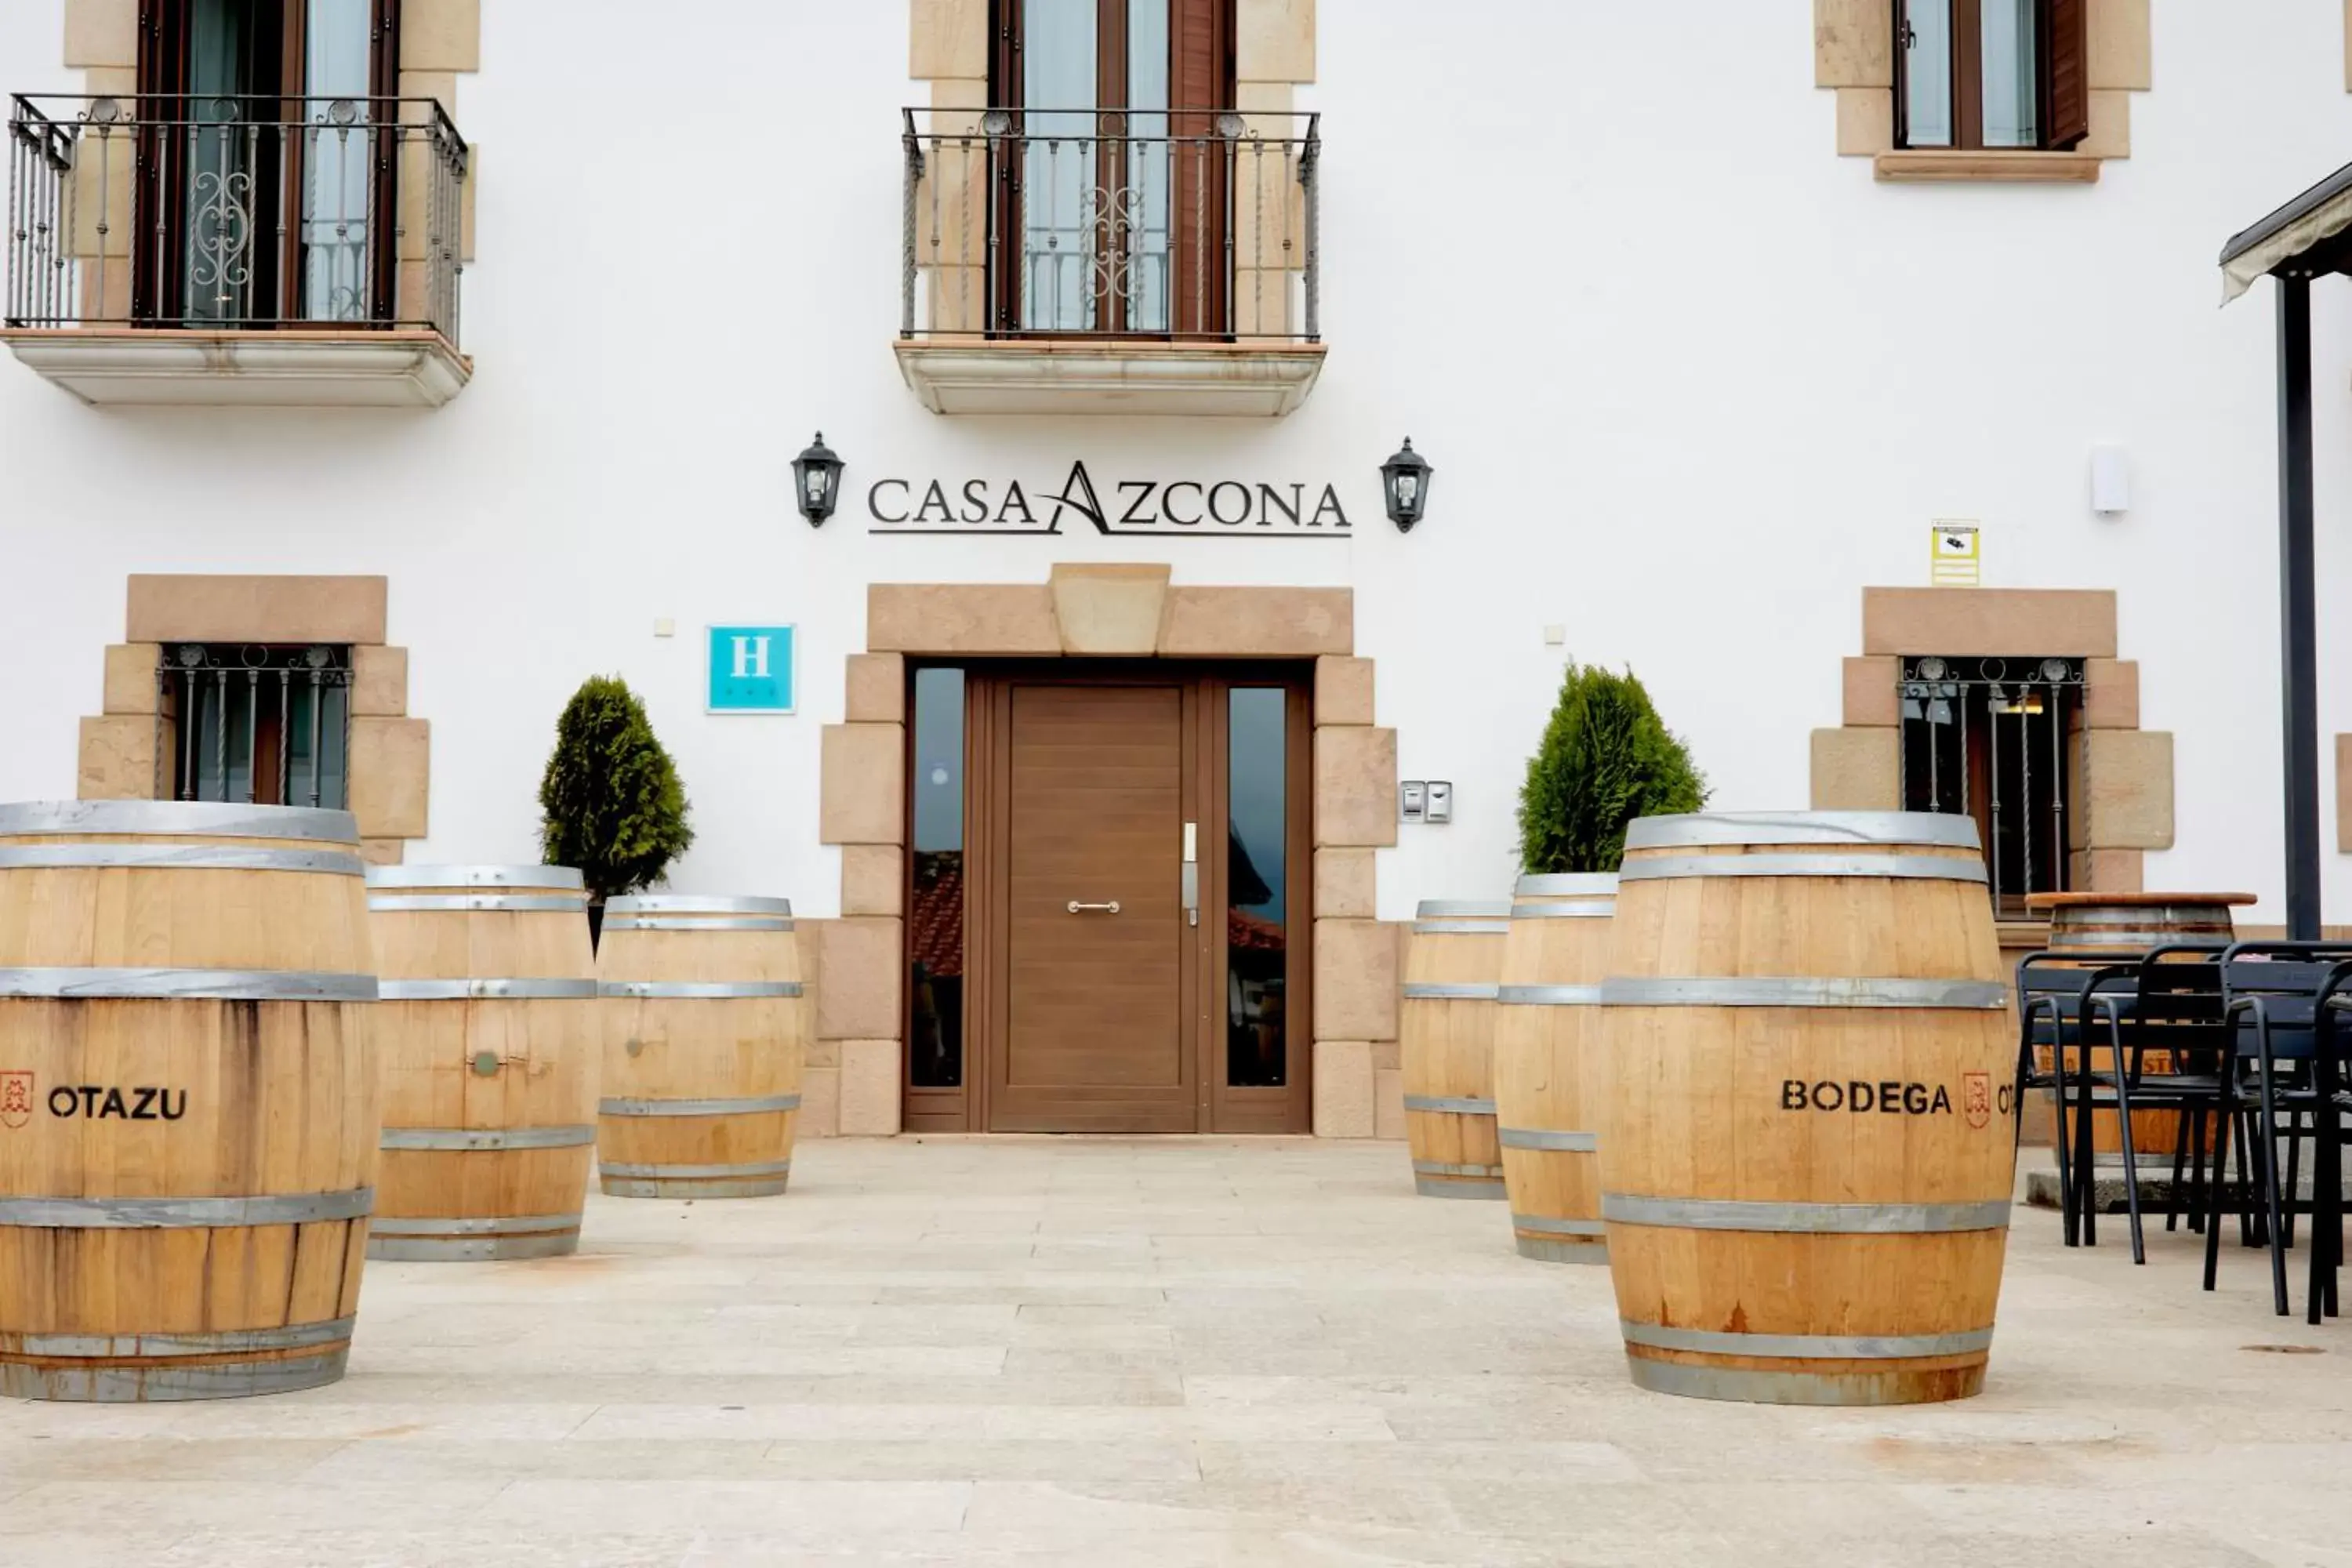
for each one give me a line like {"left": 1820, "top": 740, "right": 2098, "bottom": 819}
{"left": 2, "top": 1138, "right": 2347, "bottom": 1566}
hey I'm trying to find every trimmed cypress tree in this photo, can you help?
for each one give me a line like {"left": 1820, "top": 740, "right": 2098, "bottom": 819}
{"left": 1517, "top": 662, "right": 1708, "bottom": 875}
{"left": 538, "top": 676, "right": 695, "bottom": 904}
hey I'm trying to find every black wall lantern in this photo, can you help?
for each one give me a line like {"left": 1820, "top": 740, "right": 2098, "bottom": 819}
{"left": 793, "top": 431, "right": 844, "bottom": 526}
{"left": 1381, "top": 438, "right": 1432, "bottom": 532}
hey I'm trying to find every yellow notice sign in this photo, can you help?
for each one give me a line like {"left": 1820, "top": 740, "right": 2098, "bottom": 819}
{"left": 1931, "top": 522, "right": 1980, "bottom": 586}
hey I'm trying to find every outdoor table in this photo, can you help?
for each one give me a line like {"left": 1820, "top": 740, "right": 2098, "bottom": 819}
{"left": 2024, "top": 891, "right": 2256, "bottom": 956}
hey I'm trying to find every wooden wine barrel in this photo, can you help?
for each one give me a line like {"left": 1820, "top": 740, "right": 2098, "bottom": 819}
{"left": 365, "top": 866, "right": 598, "bottom": 1260}
{"left": 2027, "top": 891, "right": 2252, "bottom": 955}
{"left": 0, "top": 800, "right": 379, "bottom": 1401}
{"left": 1401, "top": 902, "right": 1510, "bottom": 1199}
{"left": 2023, "top": 891, "right": 2252, "bottom": 1164}
{"left": 1599, "top": 811, "right": 2013, "bottom": 1406}
{"left": 597, "top": 895, "right": 804, "bottom": 1199}
{"left": 1492, "top": 873, "right": 1619, "bottom": 1262}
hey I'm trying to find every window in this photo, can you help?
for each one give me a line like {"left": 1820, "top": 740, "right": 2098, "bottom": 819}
{"left": 134, "top": 0, "right": 403, "bottom": 326}
{"left": 162, "top": 644, "right": 352, "bottom": 808}
{"left": 1899, "top": 656, "right": 2081, "bottom": 916}
{"left": 989, "top": 0, "right": 1233, "bottom": 336}
{"left": 1895, "top": 0, "right": 2088, "bottom": 151}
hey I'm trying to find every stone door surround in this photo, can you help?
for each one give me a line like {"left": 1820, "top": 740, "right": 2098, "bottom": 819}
{"left": 807, "top": 564, "right": 1403, "bottom": 1142}
{"left": 1810, "top": 586, "right": 2172, "bottom": 895}
{"left": 76, "top": 575, "right": 430, "bottom": 866}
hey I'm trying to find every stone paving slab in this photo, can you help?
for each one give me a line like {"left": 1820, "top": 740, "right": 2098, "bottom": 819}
{"left": 0, "top": 1136, "right": 2345, "bottom": 1566}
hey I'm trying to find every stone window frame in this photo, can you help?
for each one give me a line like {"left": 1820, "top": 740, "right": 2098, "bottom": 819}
{"left": 804, "top": 562, "right": 1403, "bottom": 1142}
{"left": 1810, "top": 587, "right": 2172, "bottom": 913}
{"left": 77, "top": 575, "right": 430, "bottom": 867}
{"left": 1815, "top": 0, "right": 2149, "bottom": 182}
{"left": 59, "top": 0, "right": 482, "bottom": 324}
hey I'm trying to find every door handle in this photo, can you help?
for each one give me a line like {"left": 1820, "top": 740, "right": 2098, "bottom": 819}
{"left": 1066, "top": 900, "right": 1122, "bottom": 915}
{"left": 1181, "top": 821, "right": 1200, "bottom": 928}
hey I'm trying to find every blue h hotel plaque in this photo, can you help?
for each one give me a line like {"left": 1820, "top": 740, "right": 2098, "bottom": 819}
{"left": 706, "top": 626, "right": 795, "bottom": 713}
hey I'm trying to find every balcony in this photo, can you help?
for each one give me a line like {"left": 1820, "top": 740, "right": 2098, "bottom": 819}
{"left": 4, "top": 93, "right": 469, "bottom": 408}
{"left": 896, "top": 107, "right": 1325, "bottom": 418}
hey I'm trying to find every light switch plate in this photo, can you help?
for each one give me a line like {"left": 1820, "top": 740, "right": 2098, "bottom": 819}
{"left": 654, "top": 618, "right": 677, "bottom": 638}
{"left": 1425, "top": 782, "right": 1454, "bottom": 824}
{"left": 1399, "top": 781, "right": 1427, "bottom": 822}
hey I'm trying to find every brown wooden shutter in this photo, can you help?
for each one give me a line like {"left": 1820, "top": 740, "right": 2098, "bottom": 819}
{"left": 1171, "top": 0, "right": 1229, "bottom": 114}
{"left": 368, "top": 0, "right": 405, "bottom": 324}
{"left": 132, "top": 0, "right": 183, "bottom": 324}
{"left": 135, "top": 0, "right": 156, "bottom": 92}
{"left": 372, "top": 0, "right": 404, "bottom": 99}
{"left": 2045, "top": 0, "right": 2089, "bottom": 149}
{"left": 1169, "top": 0, "right": 1232, "bottom": 336}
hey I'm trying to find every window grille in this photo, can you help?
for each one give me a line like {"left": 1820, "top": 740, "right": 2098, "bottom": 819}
{"left": 156, "top": 644, "right": 352, "bottom": 809}
{"left": 1899, "top": 655, "right": 2082, "bottom": 916}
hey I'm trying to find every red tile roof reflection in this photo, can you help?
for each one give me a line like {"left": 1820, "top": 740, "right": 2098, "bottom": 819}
{"left": 909, "top": 854, "right": 964, "bottom": 980}
{"left": 1228, "top": 909, "right": 1286, "bottom": 953}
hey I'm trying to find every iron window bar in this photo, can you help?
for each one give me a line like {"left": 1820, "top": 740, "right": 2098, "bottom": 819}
{"left": 1899, "top": 655, "right": 2085, "bottom": 912}
{"left": 156, "top": 644, "right": 353, "bottom": 810}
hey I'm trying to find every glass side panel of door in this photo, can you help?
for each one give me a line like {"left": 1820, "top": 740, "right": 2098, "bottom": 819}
{"left": 1226, "top": 687, "right": 1287, "bottom": 1087}
{"left": 909, "top": 668, "right": 967, "bottom": 1089}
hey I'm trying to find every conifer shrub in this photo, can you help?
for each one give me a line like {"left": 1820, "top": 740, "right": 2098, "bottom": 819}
{"left": 1516, "top": 662, "right": 1707, "bottom": 874}
{"left": 538, "top": 676, "right": 694, "bottom": 905}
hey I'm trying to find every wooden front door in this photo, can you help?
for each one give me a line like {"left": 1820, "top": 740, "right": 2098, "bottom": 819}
{"left": 916, "top": 661, "right": 1310, "bottom": 1134}
{"left": 991, "top": 681, "right": 1196, "bottom": 1131}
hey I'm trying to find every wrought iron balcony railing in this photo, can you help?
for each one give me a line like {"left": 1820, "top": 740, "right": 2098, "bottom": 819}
{"left": 5, "top": 93, "right": 465, "bottom": 343}
{"left": 899, "top": 106, "right": 1319, "bottom": 343}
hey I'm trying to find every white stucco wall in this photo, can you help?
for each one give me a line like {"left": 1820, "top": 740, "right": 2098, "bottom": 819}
{"left": 4, "top": 2, "right": 2351, "bottom": 927}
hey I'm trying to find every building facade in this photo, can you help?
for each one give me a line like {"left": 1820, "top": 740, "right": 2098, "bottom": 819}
{"left": 5, "top": 0, "right": 2352, "bottom": 1139}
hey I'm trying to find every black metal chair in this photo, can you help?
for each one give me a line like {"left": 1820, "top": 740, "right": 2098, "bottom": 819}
{"left": 2211, "top": 944, "right": 2352, "bottom": 1316}
{"left": 2255, "top": 953, "right": 2352, "bottom": 1325}
{"left": 2304, "top": 978, "right": 2348, "bottom": 1325}
{"left": 2015, "top": 952, "right": 2136, "bottom": 1249}
{"left": 2092, "top": 946, "right": 2234, "bottom": 1259}
{"left": 2056, "top": 946, "right": 2236, "bottom": 1264}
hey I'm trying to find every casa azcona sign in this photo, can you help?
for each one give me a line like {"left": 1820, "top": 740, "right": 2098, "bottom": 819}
{"left": 866, "top": 460, "right": 1353, "bottom": 538}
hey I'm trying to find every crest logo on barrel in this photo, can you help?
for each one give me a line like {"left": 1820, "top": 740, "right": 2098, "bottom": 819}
{"left": 0, "top": 1071, "right": 31, "bottom": 1131}
{"left": 1963, "top": 1072, "right": 1992, "bottom": 1131}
